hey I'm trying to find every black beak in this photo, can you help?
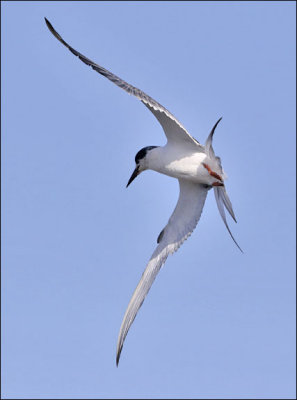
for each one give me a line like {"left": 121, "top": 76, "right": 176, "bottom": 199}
{"left": 126, "top": 166, "right": 140, "bottom": 188}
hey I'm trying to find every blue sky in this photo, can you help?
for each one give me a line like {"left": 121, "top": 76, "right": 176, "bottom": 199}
{"left": 2, "top": 1, "right": 296, "bottom": 399}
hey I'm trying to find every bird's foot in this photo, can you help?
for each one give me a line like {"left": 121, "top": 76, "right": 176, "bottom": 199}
{"left": 202, "top": 163, "right": 224, "bottom": 186}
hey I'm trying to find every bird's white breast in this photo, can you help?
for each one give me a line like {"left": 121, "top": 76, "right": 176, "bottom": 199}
{"left": 147, "top": 145, "right": 218, "bottom": 185}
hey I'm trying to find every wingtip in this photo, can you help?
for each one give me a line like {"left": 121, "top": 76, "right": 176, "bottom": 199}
{"left": 44, "top": 17, "right": 51, "bottom": 28}
{"left": 238, "top": 243, "right": 244, "bottom": 254}
{"left": 214, "top": 116, "right": 223, "bottom": 129}
{"left": 116, "top": 347, "right": 122, "bottom": 367}
{"left": 205, "top": 117, "right": 223, "bottom": 155}
{"left": 44, "top": 17, "right": 55, "bottom": 35}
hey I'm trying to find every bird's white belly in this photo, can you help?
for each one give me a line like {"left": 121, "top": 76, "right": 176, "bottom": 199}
{"left": 152, "top": 151, "right": 214, "bottom": 184}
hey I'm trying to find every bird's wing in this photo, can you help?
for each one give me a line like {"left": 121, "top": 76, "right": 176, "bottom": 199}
{"left": 204, "top": 120, "right": 242, "bottom": 252}
{"left": 45, "top": 18, "right": 202, "bottom": 148}
{"left": 116, "top": 179, "right": 208, "bottom": 365}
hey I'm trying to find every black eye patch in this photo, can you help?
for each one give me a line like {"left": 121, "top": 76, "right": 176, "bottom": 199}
{"left": 135, "top": 146, "right": 158, "bottom": 163}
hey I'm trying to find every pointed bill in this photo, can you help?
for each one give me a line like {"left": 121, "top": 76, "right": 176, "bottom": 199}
{"left": 126, "top": 166, "right": 140, "bottom": 188}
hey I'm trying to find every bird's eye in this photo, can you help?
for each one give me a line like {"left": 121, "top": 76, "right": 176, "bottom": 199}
{"left": 203, "top": 184, "right": 211, "bottom": 189}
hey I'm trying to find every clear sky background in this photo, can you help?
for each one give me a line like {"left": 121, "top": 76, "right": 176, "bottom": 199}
{"left": 2, "top": 1, "right": 296, "bottom": 399}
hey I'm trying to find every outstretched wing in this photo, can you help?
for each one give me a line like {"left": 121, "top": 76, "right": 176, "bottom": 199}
{"left": 116, "top": 179, "right": 209, "bottom": 365}
{"left": 45, "top": 18, "right": 202, "bottom": 148}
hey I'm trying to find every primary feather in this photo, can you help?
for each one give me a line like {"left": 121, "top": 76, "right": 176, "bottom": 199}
{"left": 116, "top": 180, "right": 208, "bottom": 365}
{"left": 45, "top": 18, "right": 242, "bottom": 366}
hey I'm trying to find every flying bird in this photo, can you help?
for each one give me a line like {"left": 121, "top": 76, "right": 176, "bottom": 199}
{"left": 45, "top": 18, "right": 242, "bottom": 366}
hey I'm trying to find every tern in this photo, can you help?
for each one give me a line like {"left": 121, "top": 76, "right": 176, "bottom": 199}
{"left": 45, "top": 18, "right": 242, "bottom": 366}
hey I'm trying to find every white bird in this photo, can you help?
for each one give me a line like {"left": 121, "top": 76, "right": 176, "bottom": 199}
{"left": 45, "top": 18, "right": 242, "bottom": 366}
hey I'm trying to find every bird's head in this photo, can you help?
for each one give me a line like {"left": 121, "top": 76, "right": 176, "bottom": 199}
{"left": 126, "top": 146, "right": 158, "bottom": 187}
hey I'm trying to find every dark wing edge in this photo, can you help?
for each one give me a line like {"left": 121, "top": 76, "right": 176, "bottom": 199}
{"left": 44, "top": 18, "right": 201, "bottom": 146}
{"left": 116, "top": 180, "right": 208, "bottom": 365}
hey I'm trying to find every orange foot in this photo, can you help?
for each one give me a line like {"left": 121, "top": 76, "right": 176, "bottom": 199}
{"left": 202, "top": 163, "right": 224, "bottom": 186}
